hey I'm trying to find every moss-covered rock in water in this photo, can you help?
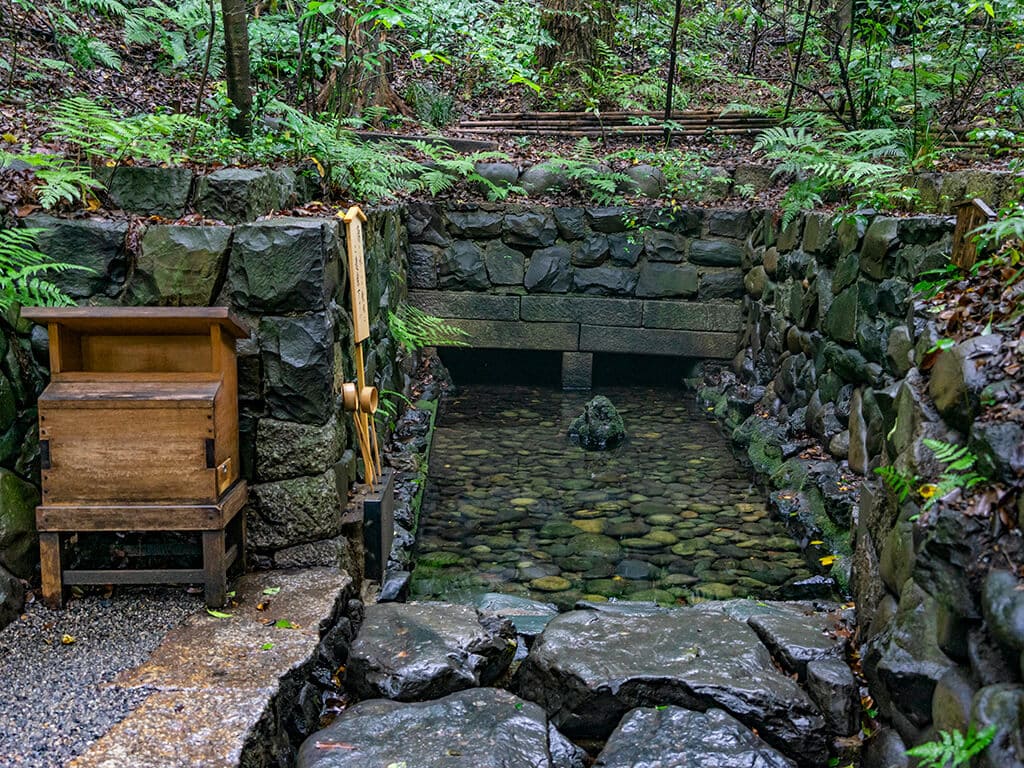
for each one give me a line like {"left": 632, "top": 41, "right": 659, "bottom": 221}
{"left": 568, "top": 395, "right": 626, "bottom": 450}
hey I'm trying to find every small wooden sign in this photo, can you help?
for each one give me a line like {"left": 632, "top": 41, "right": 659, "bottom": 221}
{"left": 342, "top": 206, "right": 370, "bottom": 344}
{"left": 952, "top": 198, "right": 996, "bottom": 271}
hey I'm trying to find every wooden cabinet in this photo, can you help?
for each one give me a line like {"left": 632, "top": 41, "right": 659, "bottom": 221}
{"left": 22, "top": 307, "right": 250, "bottom": 608}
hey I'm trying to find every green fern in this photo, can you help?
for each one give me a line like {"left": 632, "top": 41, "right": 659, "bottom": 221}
{"left": 388, "top": 305, "right": 468, "bottom": 352}
{"left": 921, "top": 438, "right": 988, "bottom": 510}
{"left": 0, "top": 229, "right": 93, "bottom": 310}
{"left": 874, "top": 465, "right": 918, "bottom": 504}
{"left": 906, "top": 723, "right": 997, "bottom": 768}
{"left": 1, "top": 151, "right": 103, "bottom": 210}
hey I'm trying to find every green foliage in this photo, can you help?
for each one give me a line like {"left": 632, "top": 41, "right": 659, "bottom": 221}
{"left": 921, "top": 438, "right": 988, "bottom": 510}
{"left": 873, "top": 465, "right": 918, "bottom": 504}
{"left": 0, "top": 151, "right": 103, "bottom": 210}
{"left": 49, "top": 97, "right": 204, "bottom": 165}
{"left": 906, "top": 723, "right": 998, "bottom": 768}
{"left": 388, "top": 305, "right": 468, "bottom": 353}
{"left": 754, "top": 124, "right": 920, "bottom": 226}
{"left": 539, "top": 139, "right": 631, "bottom": 205}
{"left": 0, "top": 228, "right": 92, "bottom": 310}
{"left": 411, "top": 142, "right": 522, "bottom": 201}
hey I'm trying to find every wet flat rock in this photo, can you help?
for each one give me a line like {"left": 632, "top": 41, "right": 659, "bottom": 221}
{"left": 594, "top": 706, "right": 796, "bottom": 768}
{"left": 515, "top": 604, "right": 828, "bottom": 766}
{"left": 297, "top": 688, "right": 585, "bottom": 768}
{"left": 346, "top": 602, "right": 516, "bottom": 701}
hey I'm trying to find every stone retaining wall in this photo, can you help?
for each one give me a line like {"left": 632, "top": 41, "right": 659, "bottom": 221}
{"left": 700, "top": 209, "right": 1024, "bottom": 766}
{"left": 405, "top": 203, "right": 748, "bottom": 384}
{"left": 0, "top": 206, "right": 412, "bottom": 628}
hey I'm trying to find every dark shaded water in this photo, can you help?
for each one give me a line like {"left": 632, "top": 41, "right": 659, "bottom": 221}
{"left": 412, "top": 386, "right": 818, "bottom": 609}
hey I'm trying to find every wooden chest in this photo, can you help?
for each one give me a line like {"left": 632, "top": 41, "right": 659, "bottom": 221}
{"left": 22, "top": 307, "right": 250, "bottom": 607}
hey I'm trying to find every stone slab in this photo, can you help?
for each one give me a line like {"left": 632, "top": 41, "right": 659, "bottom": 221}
{"left": 521, "top": 296, "right": 642, "bottom": 326}
{"left": 408, "top": 290, "right": 520, "bottom": 321}
{"left": 449, "top": 319, "right": 579, "bottom": 350}
{"left": 643, "top": 301, "right": 707, "bottom": 330}
{"left": 580, "top": 325, "right": 737, "bottom": 359}
{"left": 72, "top": 569, "right": 352, "bottom": 768}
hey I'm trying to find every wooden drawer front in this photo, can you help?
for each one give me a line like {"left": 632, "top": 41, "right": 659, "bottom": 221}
{"left": 40, "top": 405, "right": 218, "bottom": 504}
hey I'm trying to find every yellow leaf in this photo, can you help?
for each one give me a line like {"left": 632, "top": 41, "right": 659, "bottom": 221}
{"left": 84, "top": 193, "right": 102, "bottom": 212}
{"left": 819, "top": 555, "right": 837, "bottom": 567}
{"left": 307, "top": 156, "right": 326, "bottom": 178}
{"left": 61, "top": 634, "right": 76, "bottom": 645}
{"left": 809, "top": 540, "right": 824, "bottom": 546}
{"left": 2, "top": 133, "right": 17, "bottom": 143}
{"left": 918, "top": 483, "right": 938, "bottom": 499}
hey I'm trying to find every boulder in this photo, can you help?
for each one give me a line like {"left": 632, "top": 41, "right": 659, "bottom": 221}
{"left": 972, "top": 684, "right": 1024, "bottom": 768}
{"left": 103, "top": 165, "right": 194, "bottom": 217}
{"left": 255, "top": 418, "right": 344, "bottom": 482}
{"left": 194, "top": 167, "right": 295, "bottom": 223}
{"left": 594, "top": 706, "right": 795, "bottom": 768}
{"left": 0, "top": 469, "right": 41, "bottom": 579}
{"left": 135, "top": 225, "right": 232, "bottom": 306}
{"left": 983, "top": 570, "right": 1024, "bottom": 653}
{"left": 644, "top": 230, "right": 687, "bottom": 263}
{"left": 25, "top": 214, "right": 128, "bottom": 299}
{"left": 689, "top": 239, "right": 744, "bottom": 267}
{"left": 1, "top": 563, "right": 24, "bottom": 630}
{"left": 745, "top": 603, "right": 848, "bottom": 677}
{"left": 259, "top": 313, "right": 334, "bottom": 425}
{"left": 525, "top": 246, "right": 573, "bottom": 293}
{"left": 504, "top": 211, "right": 558, "bottom": 247}
{"left": 515, "top": 606, "right": 828, "bottom": 765}
{"left": 572, "top": 234, "right": 609, "bottom": 267}
{"left": 622, "top": 164, "right": 667, "bottom": 197}
{"left": 246, "top": 470, "right": 343, "bottom": 551}
{"left": 554, "top": 208, "right": 587, "bottom": 240}
{"left": 572, "top": 266, "right": 637, "bottom": 296}
{"left": 446, "top": 210, "right": 503, "bottom": 238}
{"left": 438, "top": 240, "right": 489, "bottom": 291}
{"left": 297, "top": 688, "right": 585, "bottom": 768}
{"left": 482, "top": 240, "right": 526, "bottom": 285}
{"left": 568, "top": 396, "right": 626, "bottom": 450}
{"left": 806, "top": 659, "right": 860, "bottom": 736}
{"left": 928, "top": 334, "right": 1002, "bottom": 432}
{"left": 474, "top": 593, "right": 558, "bottom": 641}
{"left": 520, "top": 164, "right": 569, "bottom": 196}
{"left": 346, "top": 603, "right": 515, "bottom": 701}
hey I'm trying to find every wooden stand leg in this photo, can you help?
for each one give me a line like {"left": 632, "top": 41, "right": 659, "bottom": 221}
{"left": 202, "top": 529, "right": 227, "bottom": 608}
{"left": 39, "top": 532, "right": 65, "bottom": 609}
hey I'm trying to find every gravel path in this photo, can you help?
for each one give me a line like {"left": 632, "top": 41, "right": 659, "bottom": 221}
{"left": 0, "top": 588, "right": 202, "bottom": 768}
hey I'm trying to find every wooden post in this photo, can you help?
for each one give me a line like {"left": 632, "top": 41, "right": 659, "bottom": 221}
{"left": 952, "top": 198, "right": 997, "bottom": 271}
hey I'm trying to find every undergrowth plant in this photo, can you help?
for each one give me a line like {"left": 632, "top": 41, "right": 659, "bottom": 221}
{"left": 388, "top": 305, "right": 467, "bottom": 353}
{"left": 0, "top": 150, "right": 103, "bottom": 210}
{"left": 906, "top": 723, "right": 997, "bottom": 768}
{"left": 753, "top": 124, "right": 921, "bottom": 226}
{"left": 0, "top": 228, "right": 91, "bottom": 309}
{"left": 919, "top": 439, "right": 987, "bottom": 511}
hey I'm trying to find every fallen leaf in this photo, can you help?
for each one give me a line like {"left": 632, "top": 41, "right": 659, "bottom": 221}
{"left": 61, "top": 634, "right": 76, "bottom": 645}
{"left": 207, "top": 609, "right": 233, "bottom": 619}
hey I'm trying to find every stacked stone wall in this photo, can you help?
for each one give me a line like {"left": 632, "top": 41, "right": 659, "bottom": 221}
{"left": 702, "top": 209, "right": 1024, "bottom": 766}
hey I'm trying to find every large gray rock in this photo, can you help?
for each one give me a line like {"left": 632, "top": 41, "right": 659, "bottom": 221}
{"left": 520, "top": 164, "right": 569, "bottom": 196}
{"left": 984, "top": 570, "right": 1024, "bottom": 653}
{"left": 194, "top": 167, "right": 295, "bottom": 224}
{"left": 228, "top": 218, "right": 337, "bottom": 312}
{"left": 863, "top": 581, "right": 957, "bottom": 731}
{"left": 438, "top": 240, "right": 489, "bottom": 290}
{"left": 474, "top": 593, "right": 558, "bottom": 640}
{"left": 25, "top": 214, "right": 128, "bottom": 298}
{"left": 0, "top": 468, "right": 40, "bottom": 579}
{"left": 246, "top": 469, "right": 343, "bottom": 550}
{"left": 971, "top": 420, "right": 1024, "bottom": 483}
{"left": 568, "top": 396, "right": 626, "bottom": 450}
{"left": 607, "top": 233, "right": 644, "bottom": 266}
{"left": 972, "top": 684, "right": 1024, "bottom": 768}
{"left": 806, "top": 659, "right": 860, "bottom": 736}
{"left": 636, "top": 263, "right": 698, "bottom": 298}
{"left": 594, "top": 706, "right": 796, "bottom": 768}
{"left": 504, "top": 211, "right": 558, "bottom": 247}
{"left": 102, "top": 165, "right": 193, "bottom": 217}
{"left": 644, "top": 230, "right": 687, "bottom": 263}
{"left": 446, "top": 209, "right": 503, "bottom": 238}
{"left": 525, "top": 246, "right": 573, "bottom": 293}
{"left": 482, "top": 240, "right": 526, "bottom": 285}
{"left": 689, "top": 239, "right": 743, "bottom": 266}
{"left": 346, "top": 602, "right": 516, "bottom": 701}
{"left": 572, "top": 234, "right": 610, "bottom": 266}
{"left": 297, "top": 688, "right": 585, "bottom": 768}
{"left": 860, "top": 217, "right": 900, "bottom": 279}
{"left": 622, "top": 164, "right": 667, "bottom": 197}
{"left": 515, "top": 607, "right": 828, "bottom": 765}
{"left": 572, "top": 266, "right": 637, "bottom": 296}
{"left": 746, "top": 603, "right": 848, "bottom": 678}
{"left": 135, "top": 225, "right": 232, "bottom": 306}
{"left": 1, "top": 563, "right": 24, "bottom": 630}
{"left": 260, "top": 314, "right": 335, "bottom": 425}
{"left": 928, "top": 334, "right": 1002, "bottom": 432}
{"left": 255, "top": 418, "right": 344, "bottom": 482}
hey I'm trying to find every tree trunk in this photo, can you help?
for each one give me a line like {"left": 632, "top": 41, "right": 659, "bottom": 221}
{"left": 537, "top": 0, "right": 615, "bottom": 73}
{"left": 221, "top": 0, "right": 252, "bottom": 138}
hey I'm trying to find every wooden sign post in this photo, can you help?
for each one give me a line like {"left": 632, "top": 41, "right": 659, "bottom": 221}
{"left": 340, "top": 206, "right": 381, "bottom": 485}
{"left": 952, "top": 198, "right": 997, "bottom": 271}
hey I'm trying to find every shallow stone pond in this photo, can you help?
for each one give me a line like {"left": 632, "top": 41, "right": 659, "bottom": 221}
{"left": 411, "top": 385, "right": 821, "bottom": 609}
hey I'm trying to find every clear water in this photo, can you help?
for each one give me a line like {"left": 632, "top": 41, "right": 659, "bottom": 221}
{"left": 411, "top": 385, "right": 820, "bottom": 610}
